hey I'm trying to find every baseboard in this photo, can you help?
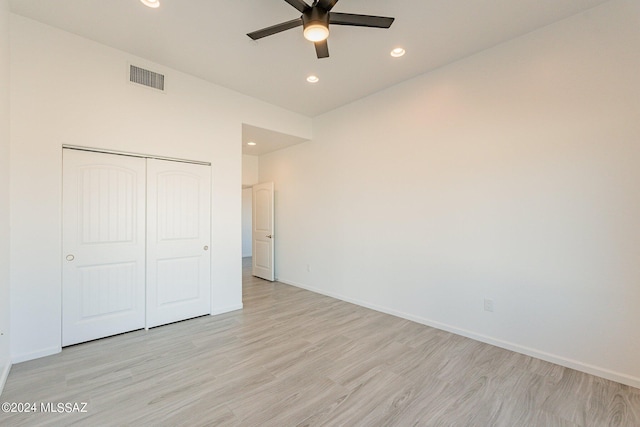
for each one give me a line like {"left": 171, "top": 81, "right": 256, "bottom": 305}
{"left": 11, "top": 346, "right": 61, "bottom": 364}
{"left": 211, "top": 304, "right": 243, "bottom": 315}
{"left": 0, "top": 359, "right": 11, "bottom": 397}
{"left": 277, "top": 278, "right": 640, "bottom": 390}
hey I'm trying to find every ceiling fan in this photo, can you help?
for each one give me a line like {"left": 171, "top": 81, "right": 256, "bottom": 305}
{"left": 247, "top": 0, "right": 395, "bottom": 59}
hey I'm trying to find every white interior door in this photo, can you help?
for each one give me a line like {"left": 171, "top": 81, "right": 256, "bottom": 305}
{"left": 62, "top": 149, "right": 146, "bottom": 346}
{"left": 146, "top": 159, "right": 211, "bottom": 328}
{"left": 252, "top": 182, "right": 274, "bottom": 281}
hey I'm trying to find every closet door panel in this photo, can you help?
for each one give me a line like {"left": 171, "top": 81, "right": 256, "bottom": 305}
{"left": 146, "top": 159, "right": 211, "bottom": 328}
{"left": 62, "top": 149, "right": 146, "bottom": 346}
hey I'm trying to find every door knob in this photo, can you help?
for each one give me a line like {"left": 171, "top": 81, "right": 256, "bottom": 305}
{"left": 66, "top": 254, "right": 75, "bottom": 261}
{"left": 266, "top": 235, "right": 272, "bottom": 239}
{"left": 203, "top": 246, "right": 209, "bottom": 251}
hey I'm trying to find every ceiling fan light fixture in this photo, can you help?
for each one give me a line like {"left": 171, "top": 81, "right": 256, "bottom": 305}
{"left": 140, "top": 0, "right": 160, "bottom": 8}
{"left": 304, "top": 24, "right": 329, "bottom": 42}
{"left": 306, "top": 75, "right": 319, "bottom": 83}
{"left": 302, "top": 7, "right": 330, "bottom": 42}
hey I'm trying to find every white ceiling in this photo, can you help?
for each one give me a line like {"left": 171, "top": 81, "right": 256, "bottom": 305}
{"left": 10, "top": 0, "right": 610, "bottom": 119}
{"left": 242, "top": 123, "right": 308, "bottom": 156}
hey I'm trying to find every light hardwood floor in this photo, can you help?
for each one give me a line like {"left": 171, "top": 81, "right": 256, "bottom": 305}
{"left": 1, "top": 258, "right": 639, "bottom": 426}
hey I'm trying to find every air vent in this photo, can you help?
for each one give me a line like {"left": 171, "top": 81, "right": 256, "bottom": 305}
{"left": 129, "top": 65, "right": 165, "bottom": 91}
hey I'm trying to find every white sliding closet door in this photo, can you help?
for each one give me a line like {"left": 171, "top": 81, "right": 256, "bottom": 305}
{"left": 62, "top": 150, "right": 146, "bottom": 346}
{"left": 146, "top": 159, "right": 211, "bottom": 328}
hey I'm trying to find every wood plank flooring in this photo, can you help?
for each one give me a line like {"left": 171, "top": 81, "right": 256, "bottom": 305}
{"left": 1, "top": 258, "right": 639, "bottom": 426}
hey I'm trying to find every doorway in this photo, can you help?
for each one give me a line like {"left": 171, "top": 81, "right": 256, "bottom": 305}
{"left": 240, "top": 123, "right": 309, "bottom": 283}
{"left": 241, "top": 180, "right": 275, "bottom": 281}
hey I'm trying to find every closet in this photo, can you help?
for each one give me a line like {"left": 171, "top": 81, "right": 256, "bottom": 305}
{"left": 61, "top": 148, "right": 211, "bottom": 346}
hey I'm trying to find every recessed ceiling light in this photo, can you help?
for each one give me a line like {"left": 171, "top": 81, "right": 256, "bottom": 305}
{"left": 140, "top": 0, "right": 160, "bottom": 8}
{"left": 247, "top": 141, "right": 257, "bottom": 146}
{"left": 306, "top": 75, "right": 319, "bottom": 83}
{"left": 390, "top": 47, "right": 406, "bottom": 58}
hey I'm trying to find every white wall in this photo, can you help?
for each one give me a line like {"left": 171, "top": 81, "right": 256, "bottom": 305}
{"left": 260, "top": 0, "right": 640, "bottom": 388}
{"left": 0, "top": 0, "right": 11, "bottom": 394}
{"left": 242, "top": 155, "right": 259, "bottom": 187}
{"left": 242, "top": 188, "right": 253, "bottom": 258}
{"left": 242, "top": 155, "right": 259, "bottom": 258}
{"left": 9, "top": 15, "right": 311, "bottom": 363}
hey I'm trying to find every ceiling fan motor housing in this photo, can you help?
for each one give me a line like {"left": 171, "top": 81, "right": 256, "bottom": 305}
{"left": 303, "top": 7, "right": 329, "bottom": 32}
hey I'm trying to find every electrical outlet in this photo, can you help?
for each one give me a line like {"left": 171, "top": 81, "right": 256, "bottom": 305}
{"left": 484, "top": 298, "right": 494, "bottom": 312}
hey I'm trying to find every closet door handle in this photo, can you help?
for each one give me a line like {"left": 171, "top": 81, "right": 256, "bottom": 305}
{"left": 203, "top": 246, "right": 209, "bottom": 251}
{"left": 66, "top": 254, "right": 75, "bottom": 261}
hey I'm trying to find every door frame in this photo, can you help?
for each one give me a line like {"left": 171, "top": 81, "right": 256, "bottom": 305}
{"left": 62, "top": 145, "right": 211, "bottom": 167}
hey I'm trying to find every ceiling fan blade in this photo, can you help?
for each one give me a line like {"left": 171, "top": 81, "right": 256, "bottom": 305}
{"left": 329, "top": 12, "right": 395, "bottom": 28}
{"left": 284, "top": 0, "right": 310, "bottom": 13}
{"left": 317, "top": 0, "right": 339, "bottom": 12}
{"left": 315, "top": 40, "right": 329, "bottom": 58}
{"left": 247, "top": 18, "right": 303, "bottom": 40}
